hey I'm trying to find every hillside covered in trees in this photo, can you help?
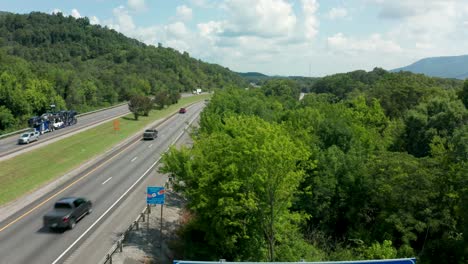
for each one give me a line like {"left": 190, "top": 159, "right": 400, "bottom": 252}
{"left": 0, "top": 11, "right": 246, "bottom": 133}
{"left": 161, "top": 69, "right": 467, "bottom": 263}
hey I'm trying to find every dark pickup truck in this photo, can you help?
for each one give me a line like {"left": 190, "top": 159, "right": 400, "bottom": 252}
{"left": 43, "top": 197, "right": 92, "bottom": 230}
{"left": 143, "top": 129, "right": 158, "bottom": 140}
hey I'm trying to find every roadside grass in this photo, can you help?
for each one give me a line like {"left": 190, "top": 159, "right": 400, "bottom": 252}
{"left": 0, "top": 95, "right": 210, "bottom": 205}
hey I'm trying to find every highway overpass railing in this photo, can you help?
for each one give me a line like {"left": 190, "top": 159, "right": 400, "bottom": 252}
{"left": 173, "top": 259, "right": 417, "bottom": 264}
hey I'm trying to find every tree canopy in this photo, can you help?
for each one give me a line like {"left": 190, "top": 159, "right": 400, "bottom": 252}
{"left": 0, "top": 11, "right": 246, "bottom": 133}
{"left": 162, "top": 70, "right": 467, "bottom": 263}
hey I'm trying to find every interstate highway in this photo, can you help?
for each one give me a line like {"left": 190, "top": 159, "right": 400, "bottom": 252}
{"left": 0, "top": 101, "right": 204, "bottom": 264}
{"left": 0, "top": 104, "right": 131, "bottom": 160}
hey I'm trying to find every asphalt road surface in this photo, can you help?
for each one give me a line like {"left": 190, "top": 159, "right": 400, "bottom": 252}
{"left": 0, "top": 102, "right": 204, "bottom": 264}
{"left": 0, "top": 104, "right": 131, "bottom": 161}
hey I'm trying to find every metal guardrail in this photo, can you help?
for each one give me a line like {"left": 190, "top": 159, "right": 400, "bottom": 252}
{"left": 0, "top": 128, "right": 31, "bottom": 140}
{"left": 103, "top": 205, "right": 150, "bottom": 264}
{"left": 101, "top": 106, "right": 201, "bottom": 264}
{"left": 0, "top": 102, "right": 128, "bottom": 140}
{"left": 75, "top": 102, "right": 128, "bottom": 118}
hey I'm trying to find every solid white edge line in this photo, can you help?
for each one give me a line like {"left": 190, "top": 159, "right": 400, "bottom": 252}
{"left": 53, "top": 104, "right": 200, "bottom": 264}
{"left": 101, "top": 177, "right": 112, "bottom": 185}
{"left": 51, "top": 156, "right": 161, "bottom": 264}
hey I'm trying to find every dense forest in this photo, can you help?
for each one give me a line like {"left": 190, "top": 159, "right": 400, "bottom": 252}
{"left": 161, "top": 69, "right": 468, "bottom": 263}
{"left": 238, "top": 71, "right": 320, "bottom": 91}
{"left": 0, "top": 11, "right": 246, "bottom": 133}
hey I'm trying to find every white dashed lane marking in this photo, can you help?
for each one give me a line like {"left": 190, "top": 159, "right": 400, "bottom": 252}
{"left": 102, "top": 177, "right": 112, "bottom": 185}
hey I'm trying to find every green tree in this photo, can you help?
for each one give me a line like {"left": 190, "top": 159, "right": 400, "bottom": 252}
{"left": 128, "top": 95, "right": 152, "bottom": 120}
{"left": 403, "top": 94, "right": 467, "bottom": 157}
{"left": 161, "top": 116, "right": 313, "bottom": 261}
{"left": 360, "top": 240, "right": 397, "bottom": 259}
{"left": 459, "top": 80, "right": 468, "bottom": 108}
{"left": 153, "top": 90, "right": 169, "bottom": 110}
{"left": 0, "top": 106, "right": 15, "bottom": 131}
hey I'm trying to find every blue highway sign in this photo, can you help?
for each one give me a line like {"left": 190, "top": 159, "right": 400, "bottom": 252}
{"left": 147, "top": 186, "right": 165, "bottom": 205}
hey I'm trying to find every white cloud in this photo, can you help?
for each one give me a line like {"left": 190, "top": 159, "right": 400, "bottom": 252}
{"left": 415, "top": 42, "right": 434, "bottom": 49}
{"left": 71, "top": 9, "right": 81, "bottom": 18}
{"left": 221, "top": 0, "right": 297, "bottom": 38}
{"left": 190, "top": 0, "right": 217, "bottom": 8}
{"left": 327, "top": 33, "right": 402, "bottom": 54}
{"left": 166, "top": 22, "right": 190, "bottom": 39}
{"left": 176, "top": 5, "right": 193, "bottom": 22}
{"left": 128, "top": 0, "right": 147, "bottom": 12}
{"left": 108, "top": 6, "right": 136, "bottom": 33}
{"left": 101, "top": 0, "right": 324, "bottom": 76}
{"left": 363, "top": 0, "right": 468, "bottom": 64}
{"left": 51, "top": 8, "right": 62, "bottom": 15}
{"left": 301, "top": 0, "right": 319, "bottom": 40}
{"left": 90, "top": 16, "right": 100, "bottom": 25}
{"left": 383, "top": 1, "right": 460, "bottom": 50}
{"left": 327, "top": 7, "right": 348, "bottom": 20}
{"left": 198, "top": 21, "right": 225, "bottom": 39}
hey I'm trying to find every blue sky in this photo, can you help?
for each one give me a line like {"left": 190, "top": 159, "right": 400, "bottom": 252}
{"left": 1, "top": 0, "right": 468, "bottom": 76}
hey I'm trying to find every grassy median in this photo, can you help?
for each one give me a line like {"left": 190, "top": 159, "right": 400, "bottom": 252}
{"left": 0, "top": 95, "right": 210, "bottom": 205}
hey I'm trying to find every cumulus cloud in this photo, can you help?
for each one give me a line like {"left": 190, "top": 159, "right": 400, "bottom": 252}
{"left": 128, "top": 0, "right": 147, "bottom": 12}
{"left": 327, "top": 33, "right": 402, "bottom": 54}
{"left": 102, "top": 0, "right": 321, "bottom": 75}
{"left": 166, "top": 22, "right": 190, "bottom": 39}
{"left": 176, "top": 5, "right": 193, "bottom": 22}
{"left": 415, "top": 42, "right": 434, "bottom": 49}
{"left": 383, "top": 1, "right": 459, "bottom": 47}
{"left": 363, "top": 0, "right": 468, "bottom": 61}
{"left": 71, "top": 9, "right": 81, "bottom": 18}
{"left": 221, "top": 0, "right": 297, "bottom": 38}
{"left": 198, "top": 21, "right": 225, "bottom": 39}
{"left": 327, "top": 7, "right": 348, "bottom": 20}
{"left": 302, "top": 0, "right": 319, "bottom": 40}
{"left": 190, "top": 0, "right": 217, "bottom": 8}
{"left": 108, "top": 6, "right": 136, "bottom": 33}
{"left": 51, "top": 8, "right": 62, "bottom": 15}
{"left": 90, "top": 16, "right": 100, "bottom": 25}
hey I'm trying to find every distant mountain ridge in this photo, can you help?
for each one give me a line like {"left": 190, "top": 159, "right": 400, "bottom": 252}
{"left": 392, "top": 55, "right": 468, "bottom": 79}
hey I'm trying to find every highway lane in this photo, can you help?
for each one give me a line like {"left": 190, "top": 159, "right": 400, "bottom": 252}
{"left": 65, "top": 117, "right": 199, "bottom": 264}
{"left": 0, "top": 102, "right": 204, "bottom": 264}
{"left": 0, "top": 104, "right": 130, "bottom": 160}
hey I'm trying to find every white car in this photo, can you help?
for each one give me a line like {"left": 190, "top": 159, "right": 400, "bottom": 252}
{"left": 52, "top": 121, "right": 64, "bottom": 129}
{"left": 18, "top": 131, "right": 40, "bottom": 144}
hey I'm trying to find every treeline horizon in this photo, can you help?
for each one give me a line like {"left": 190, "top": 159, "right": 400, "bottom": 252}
{"left": 161, "top": 68, "right": 467, "bottom": 263}
{"left": 0, "top": 11, "right": 246, "bottom": 133}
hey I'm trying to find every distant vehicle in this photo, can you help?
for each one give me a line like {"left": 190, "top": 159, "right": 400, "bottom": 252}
{"left": 18, "top": 131, "right": 40, "bottom": 144}
{"left": 143, "top": 129, "right": 158, "bottom": 140}
{"left": 28, "top": 110, "right": 78, "bottom": 134}
{"left": 179, "top": 107, "right": 187, "bottom": 114}
{"left": 52, "top": 120, "right": 64, "bottom": 129}
{"left": 43, "top": 197, "right": 92, "bottom": 230}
